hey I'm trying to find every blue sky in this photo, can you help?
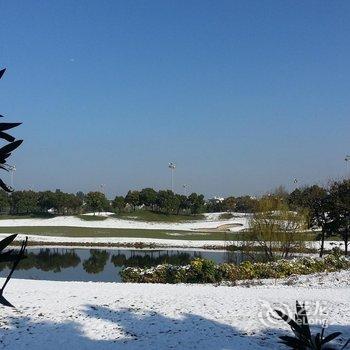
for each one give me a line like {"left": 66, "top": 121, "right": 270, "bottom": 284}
{"left": 0, "top": 0, "right": 349, "bottom": 198}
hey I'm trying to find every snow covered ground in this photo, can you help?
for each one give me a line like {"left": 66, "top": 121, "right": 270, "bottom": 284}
{"left": 1, "top": 271, "right": 349, "bottom": 349}
{"left": 0, "top": 212, "right": 250, "bottom": 232}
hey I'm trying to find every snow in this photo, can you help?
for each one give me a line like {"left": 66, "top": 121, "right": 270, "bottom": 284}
{"left": 82, "top": 212, "right": 115, "bottom": 217}
{"left": 1, "top": 271, "right": 350, "bottom": 349}
{"left": 0, "top": 212, "right": 250, "bottom": 232}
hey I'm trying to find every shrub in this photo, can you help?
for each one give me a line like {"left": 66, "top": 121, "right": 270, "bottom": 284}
{"left": 120, "top": 254, "right": 350, "bottom": 284}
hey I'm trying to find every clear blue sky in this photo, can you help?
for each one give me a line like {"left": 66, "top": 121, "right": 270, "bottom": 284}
{"left": 0, "top": 0, "right": 349, "bottom": 198}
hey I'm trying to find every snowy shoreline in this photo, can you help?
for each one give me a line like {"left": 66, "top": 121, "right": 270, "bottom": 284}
{"left": 0, "top": 233, "right": 345, "bottom": 251}
{"left": 1, "top": 271, "right": 350, "bottom": 349}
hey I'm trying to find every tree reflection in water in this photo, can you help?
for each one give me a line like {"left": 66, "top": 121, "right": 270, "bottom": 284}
{"left": 82, "top": 250, "right": 110, "bottom": 274}
{"left": 0, "top": 248, "right": 81, "bottom": 273}
{"left": 111, "top": 250, "right": 201, "bottom": 268}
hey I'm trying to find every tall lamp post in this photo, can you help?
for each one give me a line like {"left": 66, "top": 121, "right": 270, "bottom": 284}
{"left": 4, "top": 164, "right": 16, "bottom": 189}
{"left": 345, "top": 155, "right": 350, "bottom": 178}
{"left": 168, "top": 162, "right": 176, "bottom": 192}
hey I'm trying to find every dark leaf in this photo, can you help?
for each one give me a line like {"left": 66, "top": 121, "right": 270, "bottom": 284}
{"left": 0, "top": 131, "right": 15, "bottom": 142}
{"left": 0, "top": 178, "right": 12, "bottom": 192}
{"left": 0, "top": 294, "right": 14, "bottom": 307}
{"left": 275, "top": 309, "right": 306, "bottom": 338}
{"left": 322, "top": 332, "right": 342, "bottom": 345}
{"left": 0, "top": 68, "right": 5, "bottom": 80}
{"left": 0, "top": 139, "right": 23, "bottom": 154}
{"left": 0, "top": 234, "right": 17, "bottom": 253}
{"left": 279, "top": 335, "right": 307, "bottom": 348}
{"left": 0, "top": 122, "right": 22, "bottom": 131}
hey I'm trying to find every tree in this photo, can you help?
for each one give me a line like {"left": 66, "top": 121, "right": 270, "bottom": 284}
{"left": 0, "top": 190, "right": 10, "bottom": 213}
{"left": 222, "top": 196, "right": 236, "bottom": 212}
{"left": 112, "top": 196, "right": 125, "bottom": 212}
{"left": 156, "top": 190, "right": 180, "bottom": 214}
{"left": 37, "top": 191, "right": 56, "bottom": 213}
{"left": 76, "top": 191, "right": 85, "bottom": 202}
{"left": 289, "top": 185, "right": 330, "bottom": 257}
{"left": 139, "top": 188, "right": 158, "bottom": 209}
{"left": 328, "top": 179, "right": 350, "bottom": 255}
{"left": 85, "top": 192, "right": 110, "bottom": 213}
{"left": 176, "top": 194, "right": 189, "bottom": 215}
{"left": 125, "top": 190, "right": 140, "bottom": 211}
{"left": 235, "top": 196, "right": 258, "bottom": 213}
{"left": 65, "top": 193, "right": 83, "bottom": 215}
{"left": 10, "top": 190, "right": 38, "bottom": 214}
{"left": 246, "top": 196, "right": 307, "bottom": 261}
{"left": 188, "top": 193, "right": 204, "bottom": 214}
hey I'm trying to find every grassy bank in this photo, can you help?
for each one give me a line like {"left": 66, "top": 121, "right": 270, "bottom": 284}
{"left": 0, "top": 226, "right": 229, "bottom": 240}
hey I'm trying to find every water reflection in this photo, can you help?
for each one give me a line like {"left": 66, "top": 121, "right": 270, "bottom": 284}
{"left": 0, "top": 247, "right": 257, "bottom": 282}
{"left": 83, "top": 250, "right": 110, "bottom": 274}
{"left": 111, "top": 251, "right": 198, "bottom": 268}
{"left": 0, "top": 248, "right": 81, "bottom": 273}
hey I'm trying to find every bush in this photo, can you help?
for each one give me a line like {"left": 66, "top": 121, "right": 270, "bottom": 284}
{"left": 120, "top": 254, "right": 350, "bottom": 284}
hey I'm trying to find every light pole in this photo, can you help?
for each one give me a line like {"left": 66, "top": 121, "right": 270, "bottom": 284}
{"left": 168, "top": 162, "right": 176, "bottom": 192}
{"left": 4, "top": 164, "right": 16, "bottom": 189}
{"left": 345, "top": 155, "right": 350, "bottom": 178}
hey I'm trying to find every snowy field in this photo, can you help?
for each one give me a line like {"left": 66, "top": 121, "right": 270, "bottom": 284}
{"left": 0, "top": 212, "right": 249, "bottom": 232}
{"left": 1, "top": 271, "right": 350, "bottom": 349}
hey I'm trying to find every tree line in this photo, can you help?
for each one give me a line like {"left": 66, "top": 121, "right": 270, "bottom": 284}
{"left": 0, "top": 188, "right": 205, "bottom": 216}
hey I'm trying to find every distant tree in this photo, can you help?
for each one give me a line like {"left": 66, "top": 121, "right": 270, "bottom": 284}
{"left": 157, "top": 190, "right": 180, "bottom": 214}
{"left": 10, "top": 190, "right": 38, "bottom": 214}
{"left": 289, "top": 185, "right": 330, "bottom": 257}
{"left": 139, "top": 188, "right": 158, "bottom": 209}
{"left": 125, "top": 190, "right": 140, "bottom": 211}
{"left": 37, "top": 191, "right": 56, "bottom": 213}
{"left": 205, "top": 198, "right": 225, "bottom": 213}
{"left": 176, "top": 194, "right": 189, "bottom": 215}
{"left": 235, "top": 196, "right": 258, "bottom": 213}
{"left": 85, "top": 191, "right": 110, "bottom": 214}
{"left": 222, "top": 196, "right": 236, "bottom": 212}
{"left": 328, "top": 180, "right": 350, "bottom": 255}
{"left": 0, "top": 190, "right": 10, "bottom": 213}
{"left": 187, "top": 193, "right": 205, "bottom": 214}
{"left": 272, "top": 185, "right": 289, "bottom": 202}
{"left": 65, "top": 193, "right": 83, "bottom": 215}
{"left": 76, "top": 191, "right": 85, "bottom": 202}
{"left": 112, "top": 196, "right": 125, "bottom": 213}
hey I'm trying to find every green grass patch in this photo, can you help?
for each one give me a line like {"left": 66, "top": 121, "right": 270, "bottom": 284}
{"left": 112, "top": 210, "right": 205, "bottom": 223}
{"left": 0, "top": 226, "right": 229, "bottom": 240}
{"left": 0, "top": 226, "right": 323, "bottom": 242}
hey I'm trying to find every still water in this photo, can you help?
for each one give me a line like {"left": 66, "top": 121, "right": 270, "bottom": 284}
{"left": 0, "top": 247, "right": 253, "bottom": 283}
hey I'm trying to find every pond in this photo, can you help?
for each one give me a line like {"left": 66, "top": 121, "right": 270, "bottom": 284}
{"left": 0, "top": 247, "right": 257, "bottom": 283}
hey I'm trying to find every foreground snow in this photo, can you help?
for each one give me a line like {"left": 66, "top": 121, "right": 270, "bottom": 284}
{"left": 0, "top": 212, "right": 249, "bottom": 232}
{"left": 1, "top": 271, "right": 350, "bottom": 349}
{"left": 0, "top": 271, "right": 350, "bottom": 350}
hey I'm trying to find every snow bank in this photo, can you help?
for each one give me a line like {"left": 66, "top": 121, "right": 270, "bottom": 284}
{"left": 1, "top": 271, "right": 349, "bottom": 349}
{"left": 0, "top": 213, "right": 250, "bottom": 232}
